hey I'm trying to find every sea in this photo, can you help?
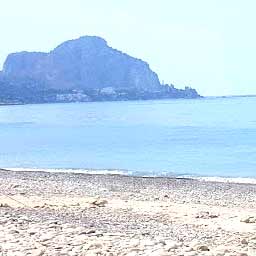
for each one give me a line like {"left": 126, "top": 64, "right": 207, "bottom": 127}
{"left": 0, "top": 96, "right": 256, "bottom": 182}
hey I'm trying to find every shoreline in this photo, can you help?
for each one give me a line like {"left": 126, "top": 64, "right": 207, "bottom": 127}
{"left": 0, "top": 97, "right": 203, "bottom": 107}
{"left": 0, "top": 168, "right": 256, "bottom": 255}
{"left": 2, "top": 167, "right": 256, "bottom": 185}
{"left": 1, "top": 95, "right": 256, "bottom": 108}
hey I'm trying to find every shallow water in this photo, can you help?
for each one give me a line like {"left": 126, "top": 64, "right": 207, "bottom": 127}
{"left": 0, "top": 97, "right": 256, "bottom": 178}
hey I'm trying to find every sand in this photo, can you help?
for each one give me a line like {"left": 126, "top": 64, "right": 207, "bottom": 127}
{"left": 0, "top": 169, "right": 256, "bottom": 256}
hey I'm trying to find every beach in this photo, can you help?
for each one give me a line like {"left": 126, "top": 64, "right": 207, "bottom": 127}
{"left": 0, "top": 169, "right": 256, "bottom": 256}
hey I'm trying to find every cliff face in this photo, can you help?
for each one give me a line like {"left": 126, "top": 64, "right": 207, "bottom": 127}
{"left": 2, "top": 36, "right": 161, "bottom": 91}
{"left": 0, "top": 36, "right": 201, "bottom": 104}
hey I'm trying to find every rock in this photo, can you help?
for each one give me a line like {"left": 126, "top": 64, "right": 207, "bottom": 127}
{"left": 197, "top": 245, "right": 210, "bottom": 251}
{"left": 237, "top": 253, "right": 248, "bottom": 256}
{"left": 0, "top": 36, "right": 200, "bottom": 104}
{"left": 79, "top": 229, "right": 96, "bottom": 235}
{"left": 28, "top": 229, "right": 38, "bottom": 235}
{"left": 2, "top": 36, "right": 161, "bottom": 92}
{"left": 40, "top": 234, "right": 55, "bottom": 242}
{"left": 91, "top": 198, "right": 108, "bottom": 207}
{"left": 83, "top": 242, "right": 104, "bottom": 251}
{"left": 165, "top": 241, "right": 180, "bottom": 250}
{"left": 8, "top": 229, "right": 19, "bottom": 234}
{"left": 240, "top": 216, "right": 256, "bottom": 223}
{"left": 30, "top": 248, "right": 45, "bottom": 256}
{"left": 0, "top": 203, "right": 10, "bottom": 208}
{"left": 11, "top": 184, "right": 20, "bottom": 188}
{"left": 241, "top": 238, "right": 248, "bottom": 245}
{"left": 195, "top": 211, "right": 218, "bottom": 219}
{"left": 184, "top": 246, "right": 194, "bottom": 252}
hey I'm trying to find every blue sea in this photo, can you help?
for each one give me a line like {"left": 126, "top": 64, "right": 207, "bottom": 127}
{"left": 0, "top": 97, "right": 256, "bottom": 179}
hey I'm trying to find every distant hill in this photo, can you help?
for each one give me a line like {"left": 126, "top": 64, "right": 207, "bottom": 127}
{"left": 0, "top": 36, "right": 201, "bottom": 104}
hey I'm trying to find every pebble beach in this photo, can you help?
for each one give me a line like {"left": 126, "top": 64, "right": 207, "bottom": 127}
{"left": 0, "top": 169, "right": 256, "bottom": 256}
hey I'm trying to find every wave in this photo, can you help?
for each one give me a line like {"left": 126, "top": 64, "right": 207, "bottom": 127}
{"left": 1, "top": 167, "right": 131, "bottom": 176}
{"left": 177, "top": 175, "right": 256, "bottom": 185}
{"left": 2, "top": 167, "right": 256, "bottom": 185}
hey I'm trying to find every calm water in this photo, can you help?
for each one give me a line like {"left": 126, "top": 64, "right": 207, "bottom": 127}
{"left": 0, "top": 97, "right": 256, "bottom": 177}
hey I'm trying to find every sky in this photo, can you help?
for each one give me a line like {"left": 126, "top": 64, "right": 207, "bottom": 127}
{"left": 0, "top": 0, "right": 255, "bottom": 96}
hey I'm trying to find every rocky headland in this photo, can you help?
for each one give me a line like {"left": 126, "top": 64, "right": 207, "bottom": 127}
{"left": 0, "top": 36, "right": 201, "bottom": 104}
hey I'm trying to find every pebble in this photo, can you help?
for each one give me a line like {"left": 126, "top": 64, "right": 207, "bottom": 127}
{"left": 237, "top": 253, "right": 248, "bottom": 256}
{"left": 240, "top": 216, "right": 256, "bottom": 223}
{"left": 0, "top": 169, "right": 256, "bottom": 256}
{"left": 91, "top": 198, "right": 108, "bottom": 207}
{"left": 197, "top": 245, "right": 210, "bottom": 251}
{"left": 30, "top": 248, "right": 45, "bottom": 256}
{"left": 241, "top": 238, "right": 248, "bottom": 245}
{"left": 165, "top": 241, "right": 179, "bottom": 250}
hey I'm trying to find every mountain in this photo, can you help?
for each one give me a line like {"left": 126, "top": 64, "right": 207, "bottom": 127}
{"left": 0, "top": 36, "right": 201, "bottom": 104}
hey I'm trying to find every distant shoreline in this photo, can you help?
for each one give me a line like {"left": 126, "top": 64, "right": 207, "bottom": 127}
{"left": 206, "top": 94, "right": 256, "bottom": 99}
{"left": 1, "top": 94, "right": 256, "bottom": 106}
{"left": 0, "top": 96, "right": 203, "bottom": 106}
{"left": 0, "top": 102, "right": 24, "bottom": 106}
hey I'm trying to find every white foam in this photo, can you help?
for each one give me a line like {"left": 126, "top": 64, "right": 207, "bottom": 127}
{"left": 2, "top": 168, "right": 256, "bottom": 184}
{"left": 1, "top": 167, "right": 129, "bottom": 176}
{"left": 179, "top": 175, "right": 256, "bottom": 185}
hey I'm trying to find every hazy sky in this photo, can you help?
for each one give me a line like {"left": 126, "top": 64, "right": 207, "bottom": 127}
{"left": 0, "top": 0, "right": 255, "bottom": 96}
